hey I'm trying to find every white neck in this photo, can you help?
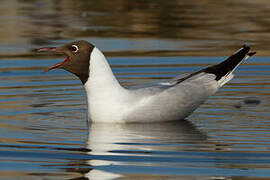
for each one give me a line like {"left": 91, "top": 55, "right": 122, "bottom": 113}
{"left": 83, "top": 47, "right": 130, "bottom": 122}
{"left": 86, "top": 47, "right": 122, "bottom": 89}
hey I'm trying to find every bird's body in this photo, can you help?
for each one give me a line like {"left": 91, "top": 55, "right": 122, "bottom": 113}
{"left": 38, "top": 41, "right": 255, "bottom": 123}
{"left": 85, "top": 48, "right": 218, "bottom": 123}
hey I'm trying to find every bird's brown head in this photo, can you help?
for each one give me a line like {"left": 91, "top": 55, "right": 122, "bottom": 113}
{"left": 37, "top": 40, "right": 94, "bottom": 84}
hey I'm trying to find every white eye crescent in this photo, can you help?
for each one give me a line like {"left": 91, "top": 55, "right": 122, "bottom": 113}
{"left": 71, "top": 45, "right": 79, "bottom": 53}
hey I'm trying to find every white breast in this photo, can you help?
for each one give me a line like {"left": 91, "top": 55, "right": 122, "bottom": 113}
{"left": 84, "top": 47, "right": 136, "bottom": 122}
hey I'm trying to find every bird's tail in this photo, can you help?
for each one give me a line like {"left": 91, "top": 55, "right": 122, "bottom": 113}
{"left": 204, "top": 45, "right": 256, "bottom": 87}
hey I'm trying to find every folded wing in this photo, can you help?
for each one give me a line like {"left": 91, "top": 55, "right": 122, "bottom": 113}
{"left": 161, "top": 45, "right": 256, "bottom": 87}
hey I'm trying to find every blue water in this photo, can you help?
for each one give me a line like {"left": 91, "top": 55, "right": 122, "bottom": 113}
{"left": 1, "top": 0, "right": 270, "bottom": 179}
{"left": 1, "top": 54, "right": 270, "bottom": 179}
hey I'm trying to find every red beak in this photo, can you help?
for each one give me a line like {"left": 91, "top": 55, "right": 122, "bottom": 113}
{"left": 43, "top": 57, "right": 71, "bottom": 73}
{"left": 37, "top": 47, "right": 70, "bottom": 73}
{"left": 37, "top": 47, "right": 57, "bottom": 52}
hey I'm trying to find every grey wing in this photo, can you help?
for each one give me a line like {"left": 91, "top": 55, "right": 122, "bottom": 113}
{"left": 131, "top": 44, "right": 255, "bottom": 95}
{"left": 123, "top": 46, "right": 255, "bottom": 122}
{"left": 124, "top": 72, "right": 219, "bottom": 122}
{"left": 130, "top": 72, "right": 208, "bottom": 91}
{"left": 157, "top": 44, "right": 255, "bottom": 87}
{"left": 130, "top": 72, "right": 218, "bottom": 97}
{"left": 157, "top": 72, "right": 216, "bottom": 86}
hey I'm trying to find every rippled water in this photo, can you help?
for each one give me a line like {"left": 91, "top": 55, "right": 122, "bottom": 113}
{"left": 1, "top": 0, "right": 270, "bottom": 179}
{"left": 1, "top": 54, "right": 270, "bottom": 179}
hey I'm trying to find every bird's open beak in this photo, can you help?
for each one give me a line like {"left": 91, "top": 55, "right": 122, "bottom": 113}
{"left": 37, "top": 47, "right": 57, "bottom": 52}
{"left": 37, "top": 47, "right": 70, "bottom": 73}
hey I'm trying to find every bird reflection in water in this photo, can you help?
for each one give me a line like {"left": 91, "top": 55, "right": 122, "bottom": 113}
{"left": 66, "top": 120, "right": 221, "bottom": 180}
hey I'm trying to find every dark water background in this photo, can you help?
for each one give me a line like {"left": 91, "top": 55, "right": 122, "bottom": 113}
{"left": 0, "top": 0, "right": 270, "bottom": 179}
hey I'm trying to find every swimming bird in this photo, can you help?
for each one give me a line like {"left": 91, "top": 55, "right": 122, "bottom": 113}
{"left": 38, "top": 41, "right": 255, "bottom": 123}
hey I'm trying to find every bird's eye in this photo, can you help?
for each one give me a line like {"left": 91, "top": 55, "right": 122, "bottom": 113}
{"left": 71, "top": 45, "right": 79, "bottom": 53}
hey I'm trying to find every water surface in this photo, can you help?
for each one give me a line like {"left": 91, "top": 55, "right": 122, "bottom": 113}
{"left": 1, "top": 55, "right": 270, "bottom": 179}
{"left": 1, "top": 0, "right": 270, "bottom": 179}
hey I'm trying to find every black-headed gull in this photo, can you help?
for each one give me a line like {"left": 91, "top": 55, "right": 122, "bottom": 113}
{"left": 38, "top": 41, "right": 255, "bottom": 123}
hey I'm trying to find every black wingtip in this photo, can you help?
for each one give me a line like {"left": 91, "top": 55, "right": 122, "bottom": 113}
{"left": 243, "top": 44, "right": 248, "bottom": 48}
{"left": 173, "top": 45, "right": 255, "bottom": 85}
{"left": 201, "top": 45, "right": 255, "bottom": 81}
{"left": 242, "top": 44, "right": 250, "bottom": 52}
{"left": 247, "top": 52, "right": 256, "bottom": 57}
{"left": 242, "top": 44, "right": 255, "bottom": 57}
